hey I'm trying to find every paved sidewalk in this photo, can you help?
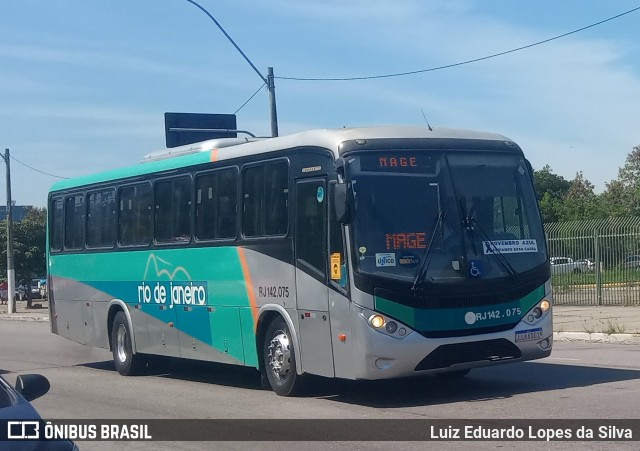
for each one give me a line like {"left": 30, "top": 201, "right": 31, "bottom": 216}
{"left": 553, "top": 305, "right": 640, "bottom": 344}
{"left": 1, "top": 300, "right": 639, "bottom": 344}
{"left": 0, "top": 299, "right": 50, "bottom": 321}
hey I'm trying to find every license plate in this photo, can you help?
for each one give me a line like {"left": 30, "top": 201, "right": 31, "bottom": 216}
{"left": 515, "top": 328, "right": 543, "bottom": 342}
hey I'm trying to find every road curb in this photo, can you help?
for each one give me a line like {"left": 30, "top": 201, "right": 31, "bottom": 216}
{"left": 0, "top": 314, "right": 49, "bottom": 322}
{"left": 554, "top": 331, "right": 640, "bottom": 345}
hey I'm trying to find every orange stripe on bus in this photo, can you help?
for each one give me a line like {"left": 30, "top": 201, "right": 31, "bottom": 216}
{"left": 237, "top": 247, "right": 258, "bottom": 327}
{"left": 210, "top": 148, "right": 219, "bottom": 162}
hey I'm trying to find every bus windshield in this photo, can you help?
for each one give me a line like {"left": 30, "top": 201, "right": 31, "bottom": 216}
{"left": 350, "top": 150, "right": 547, "bottom": 285}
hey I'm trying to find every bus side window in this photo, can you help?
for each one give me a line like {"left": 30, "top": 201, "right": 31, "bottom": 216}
{"left": 196, "top": 169, "right": 238, "bottom": 241}
{"left": 118, "top": 183, "right": 151, "bottom": 246}
{"left": 242, "top": 160, "right": 288, "bottom": 238}
{"left": 64, "top": 194, "right": 85, "bottom": 250}
{"left": 265, "top": 161, "right": 288, "bottom": 235}
{"left": 295, "top": 180, "right": 327, "bottom": 277}
{"left": 154, "top": 177, "right": 192, "bottom": 244}
{"left": 50, "top": 197, "right": 64, "bottom": 252}
{"left": 87, "top": 189, "right": 116, "bottom": 248}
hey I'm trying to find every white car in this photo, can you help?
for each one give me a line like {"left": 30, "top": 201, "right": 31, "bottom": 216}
{"left": 575, "top": 258, "right": 597, "bottom": 272}
{"left": 550, "top": 257, "right": 588, "bottom": 275}
{"left": 622, "top": 255, "right": 640, "bottom": 269}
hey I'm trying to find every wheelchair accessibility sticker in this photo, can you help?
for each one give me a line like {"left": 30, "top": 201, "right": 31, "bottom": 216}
{"left": 469, "top": 260, "right": 483, "bottom": 278}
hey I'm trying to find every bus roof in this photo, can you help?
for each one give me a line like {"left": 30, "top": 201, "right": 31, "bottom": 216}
{"left": 49, "top": 126, "right": 515, "bottom": 193}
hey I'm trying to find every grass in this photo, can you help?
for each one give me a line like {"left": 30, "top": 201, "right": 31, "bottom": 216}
{"left": 552, "top": 269, "right": 640, "bottom": 287}
{"left": 602, "top": 320, "right": 626, "bottom": 334}
{"left": 552, "top": 267, "right": 640, "bottom": 305}
{"left": 582, "top": 320, "right": 595, "bottom": 334}
{"left": 581, "top": 319, "right": 626, "bottom": 334}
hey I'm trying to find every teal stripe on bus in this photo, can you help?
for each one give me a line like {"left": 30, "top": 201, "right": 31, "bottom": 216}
{"left": 49, "top": 150, "right": 213, "bottom": 193}
{"left": 49, "top": 246, "right": 254, "bottom": 363}
{"left": 374, "top": 285, "right": 545, "bottom": 332}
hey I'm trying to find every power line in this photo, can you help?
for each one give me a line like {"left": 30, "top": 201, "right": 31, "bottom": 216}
{"left": 234, "top": 83, "right": 266, "bottom": 114}
{"left": 10, "top": 155, "right": 68, "bottom": 179}
{"left": 183, "top": 0, "right": 279, "bottom": 136}
{"left": 277, "top": 5, "right": 640, "bottom": 82}
{"left": 184, "top": 0, "right": 266, "bottom": 84}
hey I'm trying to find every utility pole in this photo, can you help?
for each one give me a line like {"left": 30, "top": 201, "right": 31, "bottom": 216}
{"left": 267, "top": 67, "right": 279, "bottom": 137}
{"left": 2, "top": 149, "right": 15, "bottom": 314}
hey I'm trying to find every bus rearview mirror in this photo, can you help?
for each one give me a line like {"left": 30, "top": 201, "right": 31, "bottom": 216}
{"left": 330, "top": 181, "right": 350, "bottom": 224}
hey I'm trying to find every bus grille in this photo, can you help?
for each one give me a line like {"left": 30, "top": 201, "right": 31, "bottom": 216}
{"left": 414, "top": 339, "right": 522, "bottom": 371}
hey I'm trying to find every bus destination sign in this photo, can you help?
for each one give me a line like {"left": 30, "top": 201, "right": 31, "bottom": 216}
{"left": 360, "top": 153, "right": 437, "bottom": 173}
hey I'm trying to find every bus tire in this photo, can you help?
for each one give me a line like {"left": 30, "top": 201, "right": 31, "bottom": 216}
{"left": 111, "top": 311, "right": 145, "bottom": 376}
{"left": 262, "top": 316, "right": 303, "bottom": 396}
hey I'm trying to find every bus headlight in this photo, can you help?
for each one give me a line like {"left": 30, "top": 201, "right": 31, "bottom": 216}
{"left": 362, "top": 310, "right": 411, "bottom": 339}
{"left": 524, "top": 298, "right": 552, "bottom": 325}
{"left": 368, "top": 315, "right": 399, "bottom": 333}
{"left": 370, "top": 315, "right": 385, "bottom": 328}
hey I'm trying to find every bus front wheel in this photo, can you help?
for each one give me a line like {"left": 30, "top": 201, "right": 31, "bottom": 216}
{"left": 262, "top": 316, "right": 303, "bottom": 396}
{"left": 111, "top": 311, "right": 146, "bottom": 376}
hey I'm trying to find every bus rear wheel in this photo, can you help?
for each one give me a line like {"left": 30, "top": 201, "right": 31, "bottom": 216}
{"left": 262, "top": 316, "right": 303, "bottom": 396}
{"left": 111, "top": 311, "right": 146, "bottom": 376}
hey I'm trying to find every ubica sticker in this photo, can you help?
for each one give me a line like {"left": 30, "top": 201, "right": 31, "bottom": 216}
{"left": 398, "top": 253, "right": 420, "bottom": 267}
{"left": 316, "top": 186, "right": 325, "bottom": 203}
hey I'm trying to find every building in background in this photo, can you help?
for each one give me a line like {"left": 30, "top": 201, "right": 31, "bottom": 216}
{"left": 0, "top": 203, "right": 32, "bottom": 222}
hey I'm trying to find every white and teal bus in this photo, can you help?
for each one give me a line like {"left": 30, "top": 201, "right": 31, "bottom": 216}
{"left": 47, "top": 126, "right": 552, "bottom": 396}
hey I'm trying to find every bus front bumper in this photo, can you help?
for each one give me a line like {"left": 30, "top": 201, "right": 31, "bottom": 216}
{"left": 348, "top": 304, "right": 553, "bottom": 380}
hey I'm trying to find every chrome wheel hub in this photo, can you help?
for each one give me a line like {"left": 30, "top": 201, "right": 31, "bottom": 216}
{"left": 267, "top": 331, "right": 291, "bottom": 381}
{"left": 116, "top": 324, "right": 128, "bottom": 363}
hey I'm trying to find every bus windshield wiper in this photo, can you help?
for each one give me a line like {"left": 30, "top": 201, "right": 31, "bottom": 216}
{"left": 462, "top": 213, "right": 519, "bottom": 281}
{"left": 411, "top": 210, "right": 446, "bottom": 291}
{"left": 442, "top": 154, "right": 517, "bottom": 282}
{"left": 443, "top": 155, "right": 470, "bottom": 271}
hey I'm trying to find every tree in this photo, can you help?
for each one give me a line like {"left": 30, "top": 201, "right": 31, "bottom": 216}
{"left": 533, "top": 165, "right": 571, "bottom": 223}
{"left": 601, "top": 179, "right": 629, "bottom": 217}
{"left": 559, "top": 172, "right": 604, "bottom": 221}
{"left": 533, "top": 165, "right": 571, "bottom": 198}
{"left": 0, "top": 207, "right": 47, "bottom": 285}
{"left": 604, "top": 144, "right": 640, "bottom": 216}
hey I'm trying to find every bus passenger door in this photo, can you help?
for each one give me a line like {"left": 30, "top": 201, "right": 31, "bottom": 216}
{"left": 294, "top": 178, "right": 334, "bottom": 377}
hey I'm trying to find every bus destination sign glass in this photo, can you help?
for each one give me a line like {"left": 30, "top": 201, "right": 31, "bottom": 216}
{"left": 360, "top": 153, "right": 437, "bottom": 173}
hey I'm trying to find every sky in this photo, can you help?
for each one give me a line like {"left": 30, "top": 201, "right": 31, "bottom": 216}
{"left": 1, "top": 0, "right": 639, "bottom": 207}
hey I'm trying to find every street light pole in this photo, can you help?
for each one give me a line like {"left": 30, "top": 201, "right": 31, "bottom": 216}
{"left": 184, "top": 0, "right": 279, "bottom": 137}
{"left": 2, "top": 149, "right": 15, "bottom": 314}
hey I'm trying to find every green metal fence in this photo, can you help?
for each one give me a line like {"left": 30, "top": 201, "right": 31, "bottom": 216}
{"left": 545, "top": 217, "right": 640, "bottom": 305}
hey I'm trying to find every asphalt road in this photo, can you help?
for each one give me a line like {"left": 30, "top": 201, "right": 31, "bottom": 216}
{"left": 1, "top": 321, "right": 639, "bottom": 450}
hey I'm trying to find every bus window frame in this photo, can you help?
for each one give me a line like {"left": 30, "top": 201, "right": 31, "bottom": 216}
{"left": 48, "top": 195, "right": 65, "bottom": 253}
{"left": 63, "top": 191, "right": 86, "bottom": 252}
{"left": 240, "top": 157, "right": 291, "bottom": 240}
{"left": 116, "top": 180, "right": 153, "bottom": 249}
{"left": 193, "top": 165, "right": 240, "bottom": 244}
{"left": 152, "top": 173, "right": 194, "bottom": 247}
{"left": 85, "top": 187, "right": 117, "bottom": 251}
